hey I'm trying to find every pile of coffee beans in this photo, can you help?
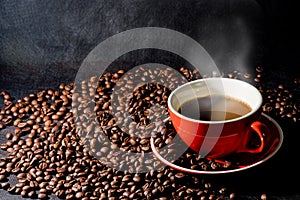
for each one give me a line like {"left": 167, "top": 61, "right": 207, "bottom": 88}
{"left": 0, "top": 65, "right": 298, "bottom": 199}
{"left": 254, "top": 66, "right": 300, "bottom": 123}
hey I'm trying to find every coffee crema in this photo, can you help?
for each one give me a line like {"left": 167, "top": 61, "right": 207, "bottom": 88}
{"left": 177, "top": 95, "right": 252, "bottom": 121}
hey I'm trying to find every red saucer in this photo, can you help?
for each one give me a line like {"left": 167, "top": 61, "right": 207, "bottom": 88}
{"left": 151, "top": 113, "right": 283, "bottom": 174}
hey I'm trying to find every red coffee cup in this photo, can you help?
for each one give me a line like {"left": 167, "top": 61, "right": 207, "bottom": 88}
{"left": 168, "top": 77, "right": 269, "bottom": 158}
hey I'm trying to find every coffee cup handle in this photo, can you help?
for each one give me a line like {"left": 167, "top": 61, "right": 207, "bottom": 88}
{"left": 237, "top": 121, "right": 268, "bottom": 153}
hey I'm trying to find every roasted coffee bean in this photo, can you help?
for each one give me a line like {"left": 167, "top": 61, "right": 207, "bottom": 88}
{"left": 1, "top": 66, "right": 286, "bottom": 200}
{"left": 261, "top": 194, "right": 267, "bottom": 200}
{"left": 37, "top": 193, "right": 47, "bottom": 199}
{"left": 5, "top": 132, "right": 13, "bottom": 140}
{"left": 0, "top": 181, "right": 10, "bottom": 189}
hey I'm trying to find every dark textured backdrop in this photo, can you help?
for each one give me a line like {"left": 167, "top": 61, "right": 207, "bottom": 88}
{"left": 1, "top": 0, "right": 299, "bottom": 94}
{"left": 1, "top": 0, "right": 267, "bottom": 96}
{"left": 1, "top": 0, "right": 299, "bottom": 97}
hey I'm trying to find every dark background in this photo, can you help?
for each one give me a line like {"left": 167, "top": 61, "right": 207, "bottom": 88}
{"left": 0, "top": 0, "right": 299, "bottom": 199}
{"left": 1, "top": 0, "right": 299, "bottom": 97}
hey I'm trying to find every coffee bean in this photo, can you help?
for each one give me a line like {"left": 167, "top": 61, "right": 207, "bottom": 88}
{"left": 5, "top": 132, "right": 13, "bottom": 140}
{"left": 38, "top": 193, "right": 48, "bottom": 199}
{"left": 1, "top": 66, "right": 283, "bottom": 200}
{"left": 1, "top": 182, "right": 10, "bottom": 189}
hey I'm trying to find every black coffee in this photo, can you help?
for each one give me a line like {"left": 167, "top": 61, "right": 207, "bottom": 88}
{"left": 177, "top": 95, "right": 252, "bottom": 121}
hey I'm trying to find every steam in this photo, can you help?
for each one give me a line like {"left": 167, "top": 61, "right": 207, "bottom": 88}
{"left": 196, "top": 15, "right": 255, "bottom": 80}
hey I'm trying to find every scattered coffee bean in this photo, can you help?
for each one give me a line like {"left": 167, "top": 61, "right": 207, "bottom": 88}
{"left": 0, "top": 65, "right": 296, "bottom": 200}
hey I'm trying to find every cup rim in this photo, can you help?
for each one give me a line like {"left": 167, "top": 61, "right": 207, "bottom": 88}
{"left": 168, "top": 77, "right": 262, "bottom": 124}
